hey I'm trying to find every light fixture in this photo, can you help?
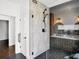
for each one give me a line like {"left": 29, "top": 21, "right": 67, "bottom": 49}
{"left": 75, "top": 16, "right": 79, "bottom": 24}
{"left": 55, "top": 18, "right": 64, "bottom": 25}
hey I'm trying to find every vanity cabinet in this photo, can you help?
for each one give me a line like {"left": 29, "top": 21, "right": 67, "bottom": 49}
{"left": 50, "top": 37, "right": 77, "bottom": 52}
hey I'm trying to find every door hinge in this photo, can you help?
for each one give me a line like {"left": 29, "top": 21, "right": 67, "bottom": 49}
{"left": 32, "top": 52, "right": 34, "bottom": 55}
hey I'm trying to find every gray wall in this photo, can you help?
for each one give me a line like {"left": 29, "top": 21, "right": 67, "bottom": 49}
{"left": 50, "top": 0, "right": 79, "bottom": 25}
{"left": 0, "top": 20, "right": 8, "bottom": 40}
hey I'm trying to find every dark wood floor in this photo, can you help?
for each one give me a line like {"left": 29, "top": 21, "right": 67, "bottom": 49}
{"left": 0, "top": 40, "right": 26, "bottom": 59}
{"left": 2, "top": 53, "right": 26, "bottom": 59}
{"left": 0, "top": 45, "right": 15, "bottom": 59}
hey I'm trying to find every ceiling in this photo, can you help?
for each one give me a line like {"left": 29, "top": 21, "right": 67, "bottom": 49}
{"left": 38, "top": 0, "right": 72, "bottom": 8}
{"left": 8, "top": 0, "right": 23, "bottom": 3}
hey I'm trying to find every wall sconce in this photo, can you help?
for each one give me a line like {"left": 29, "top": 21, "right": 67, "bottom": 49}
{"left": 75, "top": 16, "right": 79, "bottom": 24}
{"left": 55, "top": 18, "right": 64, "bottom": 25}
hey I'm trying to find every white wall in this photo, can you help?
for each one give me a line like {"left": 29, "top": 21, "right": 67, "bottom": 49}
{"left": 0, "top": 0, "right": 21, "bottom": 54}
{"left": 0, "top": 0, "right": 31, "bottom": 58}
{"left": 0, "top": 0, "right": 20, "bottom": 16}
{"left": 19, "top": 0, "right": 30, "bottom": 59}
{"left": 31, "top": 1, "right": 50, "bottom": 58}
{"left": 0, "top": 0, "right": 50, "bottom": 59}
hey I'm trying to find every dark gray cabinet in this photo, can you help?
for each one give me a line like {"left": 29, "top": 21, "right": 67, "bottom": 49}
{"left": 50, "top": 37, "right": 77, "bottom": 52}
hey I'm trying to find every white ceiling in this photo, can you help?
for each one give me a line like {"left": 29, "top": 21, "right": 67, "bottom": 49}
{"left": 38, "top": 0, "right": 72, "bottom": 8}
{"left": 8, "top": 0, "right": 23, "bottom": 3}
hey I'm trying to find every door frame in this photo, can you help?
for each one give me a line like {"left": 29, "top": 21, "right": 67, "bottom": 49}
{"left": 0, "top": 14, "right": 16, "bottom": 52}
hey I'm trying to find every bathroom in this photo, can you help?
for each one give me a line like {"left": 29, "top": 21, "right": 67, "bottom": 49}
{"left": 1, "top": 0, "right": 79, "bottom": 59}
{"left": 50, "top": 0, "right": 79, "bottom": 52}
{"left": 33, "top": 0, "right": 79, "bottom": 59}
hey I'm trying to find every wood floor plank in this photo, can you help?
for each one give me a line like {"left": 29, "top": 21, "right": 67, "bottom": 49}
{"left": 2, "top": 53, "right": 26, "bottom": 59}
{"left": 0, "top": 45, "right": 15, "bottom": 59}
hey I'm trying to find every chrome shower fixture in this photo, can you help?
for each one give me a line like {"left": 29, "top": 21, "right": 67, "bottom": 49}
{"left": 42, "top": 8, "right": 48, "bottom": 32}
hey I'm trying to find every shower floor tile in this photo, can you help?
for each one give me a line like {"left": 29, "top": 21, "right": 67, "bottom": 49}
{"left": 35, "top": 48, "right": 70, "bottom": 59}
{"left": 0, "top": 45, "right": 15, "bottom": 59}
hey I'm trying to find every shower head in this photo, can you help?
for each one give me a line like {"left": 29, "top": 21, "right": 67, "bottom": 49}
{"left": 44, "top": 9, "right": 47, "bottom": 11}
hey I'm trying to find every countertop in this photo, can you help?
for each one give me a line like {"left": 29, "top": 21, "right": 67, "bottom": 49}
{"left": 51, "top": 34, "right": 79, "bottom": 40}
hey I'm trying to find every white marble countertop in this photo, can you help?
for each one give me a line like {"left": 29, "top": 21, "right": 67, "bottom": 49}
{"left": 51, "top": 34, "right": 79, "bottom": 40}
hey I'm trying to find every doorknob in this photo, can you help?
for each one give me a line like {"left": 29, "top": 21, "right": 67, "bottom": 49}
{"left": 24, "top": 36, "right": 27, "bottom": 39}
